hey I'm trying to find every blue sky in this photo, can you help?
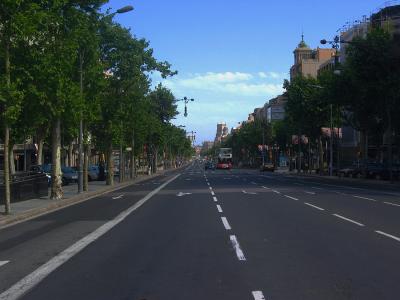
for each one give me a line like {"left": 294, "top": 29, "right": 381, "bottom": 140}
{"left": 105, "top": 0, "right": 389, "bottom": 144}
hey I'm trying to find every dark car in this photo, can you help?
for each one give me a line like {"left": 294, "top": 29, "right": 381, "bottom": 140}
{"left": 61, "top": 167, "right": 78, "bottom": 185}
{"left": 29, "top": 165, "right": 51, "bottom": 186}
{"left": 42, "top": 164, "right": 77, "bottom": 186}
{"left": 260, "top": 162, "right": 275, "bottom": 172}
{"left": 204, "top": 161, "right": 215, "bottom": 170}
{"left": 338, "top": 162, "right": 359, "bottom": 178}
{"left": 88, "top": 165, "right": 100, "bottom": 181}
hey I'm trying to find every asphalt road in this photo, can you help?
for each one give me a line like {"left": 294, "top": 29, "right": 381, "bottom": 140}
{"left": 0, "top": 162, "right": 399, "bottom": 299}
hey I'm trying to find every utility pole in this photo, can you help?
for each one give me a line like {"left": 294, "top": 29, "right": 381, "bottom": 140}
{"left": 329, "top": 104, "right": 333, "bottom": 176}
{"left": 3, "top": 26, "right": 11, "bottom": 214}
{"left": 262, "top": 122, "right": 265, "bottom": 166}
{"left": 78, "top": 51, "right": 84, "bottom": 193}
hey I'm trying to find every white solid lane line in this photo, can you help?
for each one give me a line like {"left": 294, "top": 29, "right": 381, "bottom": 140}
{"left": 375, "top": 230, "right": 400, "bottom": 242}
{"left": 332, "top": 214, "right": 365, "bottom": 227}
{"left": 304, "top": 202, "right": 325, "bottom": 211}
{"left": 230, "top": 235, "right": 246, "bottom": 261}
{"left": 0, "top": 261, "right": 9, "bottom": 267}
{"left": 284, "top": 195, "right": 299, "bottom": 201}
{"left": 384, "top": 201, "right": 400, "bottom": 207}
{"left": 221, "top": 217, "right": 232, "bottom": 230}
{"left": 252, "top": 291, "right": 266, "bottom": 300}
{"left": 353, "top": 195, "right": 377, "bottom": 202}
{"left": 213, "top": 196, "right": 218, "bottom": 202}
{"left": 216, "top": 205, "right": 223, "bottom": 213}
{"left": 112, "top": 194, "right": 124, "bottom": 200}
{"left": 0, "top": 174, "right": 181, "bottom": 300}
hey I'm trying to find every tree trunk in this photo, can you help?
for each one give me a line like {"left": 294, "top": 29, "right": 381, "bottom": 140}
{"left": 387, "top": 109, "right": 393, "bottom": 182}
{"left": 83, "top": 144, "right": 89, "bottom": 191}
{"left": 68, "top": 142, "right": 73, "bottom": 167}
{"left": 153, "top": 148, "right": 158, "bottom": 174}
{"left": 4, "top": 126, "right": 11, "bottom": 214}
{"left": 3, "top": 37, "right": 11, "bottom": 214}
{"left": 51, "top": 118, "right": 63, "bottom": 200}
{"left": 106, "top": 143, "right": 114, "bottom": 186}
{"left": 362, "top": 129, "right": 368, "bottom": 178}
{"left": 363, "top": 130, "right": 368, "bottom": 162}
{"left": 130, "top": 130, "right": 135, "bottom": 179}
{"left": 9, "top": 145, "right": 15, "bottom": 175}
{"left": 83, "top": 123, "right": 89, "bottom": 191}
{"left": 297, "top": 134, "right": 301, "bottom": 173}
{"left": 37, "top": 135, "right": 44, "bottom": 165}
{"left": 319, "top": 136, "right": 324, "bottom": 175}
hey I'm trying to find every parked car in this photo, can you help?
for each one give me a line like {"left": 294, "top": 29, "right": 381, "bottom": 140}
{"left": 338, "top": 162, "right": 359, "bottom": 178}
{"left": 29, "top": 165, "right": 51, "bottom": 186}
{"left": 204, "top": 161, "right": 215, "bottom": 170}
{"left": 61, "top": 166, "right": 78, "bottom": 185}
{"left": 41, "top": 164, "right": 77, "bottom": 186}
{"left": 88, "top": 165, "right": 100, "bottom": 181}
{"left": 260, "top": 162, "right": 275, "bottom": 172}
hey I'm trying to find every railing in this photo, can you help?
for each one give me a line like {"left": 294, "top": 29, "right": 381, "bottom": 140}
{"left": 0, "top": 172, "right": 48, "bottom": 204}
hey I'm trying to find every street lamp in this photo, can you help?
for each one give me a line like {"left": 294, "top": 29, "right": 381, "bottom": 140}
{"left": 176, "top": 97, "right": 194, "bottom": 117}
{"left": 187, "top": 131, "right": 196, "bottom": 146}
{"left": 77, "top": 5, "right": 134, "bottom": 193}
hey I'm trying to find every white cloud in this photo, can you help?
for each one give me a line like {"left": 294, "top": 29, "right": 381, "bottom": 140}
{"left": 162, "top": 71, "right": 283, "bottom": 98}
{"left": 258, "top": 72, "right": 267, "bottom": 78}
{"left": 153, "top": 71, "right": 287, "bottom": 142}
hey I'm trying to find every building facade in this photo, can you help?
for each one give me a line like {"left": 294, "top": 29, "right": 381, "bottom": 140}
{"left": 290, "top": 35, "right": 336, "bottom": 80}
{"left": 215, "top": 122, "right": 229, "bottom": 143}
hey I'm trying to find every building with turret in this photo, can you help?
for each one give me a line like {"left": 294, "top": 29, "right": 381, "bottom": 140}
{"left": 290, "top": 35, "right": 336, "bottom": 80}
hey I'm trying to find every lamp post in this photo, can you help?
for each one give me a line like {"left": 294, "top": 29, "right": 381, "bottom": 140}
{"left": 77, "top": 5, "right": 134, "bottom": 193}
{"left": 187, "top": 131, "right": 196, "bottom": 147}
{"left": 320, "top": 35, "right": 348, "bottom": 176}
{"left": 176, "top": 97, "right": 194, "bottom": 117}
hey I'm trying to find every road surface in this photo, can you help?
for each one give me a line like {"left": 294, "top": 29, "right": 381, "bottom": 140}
{"left": 1, "top": 161, "right": 399, "bottom": 299}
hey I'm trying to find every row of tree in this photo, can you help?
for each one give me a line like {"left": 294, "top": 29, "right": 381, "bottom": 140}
{"left": 0, "top": 1, "right": 193, "bottom": 212}
{"left": 222, "top": 26, "right": 400, "bottom": 173}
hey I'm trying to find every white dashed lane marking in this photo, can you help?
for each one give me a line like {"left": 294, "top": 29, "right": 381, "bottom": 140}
{"left": 375, "top": 230, "right": 400, "bottom": 242}
{"left": 216, "top": 205, "right": 223, "bottom": 213}
{"left": 353, "top": 195, "right": 377, "bottom": 202}
{"left": 221, "top": 217, "right": 232, "bottom": 230}
{"left": 304, "top": 202, "right": 325, "bottom": 211}
{"left": 211, "top": 191, "right": 215, "bottom": 196}
{"left": 272, "top": 190, "right": 281, "bottom": 194}
{"left": 304, "top": 191, "right": 316, "bottom": 195}
{"left": 213, "top": 196, "right": 218, "bottom": 202}
{"left": 262, "top": 186, "right": 270, "bottom": 189}
{"left": 0, "top": 261, "right": 10, "bottom": 268}
{"left": 332, "top": 214, "right": 365, "bottom": 227}
{"left": 384, "top": 201, "right": 400, "bottom": 207}
{"left": 230, "top": 235, "right": 246, "bottom": 261}
{"left": 284, "top": 195, "right": 298, "bottom": 201}
{"left": 252, "top": 291, "right": 266, "bottom": 300}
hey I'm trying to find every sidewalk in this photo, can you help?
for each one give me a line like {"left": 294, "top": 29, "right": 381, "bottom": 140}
{"left": 0, "top": 170, "right": 170, "bottom": 229}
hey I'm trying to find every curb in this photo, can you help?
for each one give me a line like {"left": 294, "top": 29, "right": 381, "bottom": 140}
{"left": 0, "top": 168, "right": 179, "bottom": 230}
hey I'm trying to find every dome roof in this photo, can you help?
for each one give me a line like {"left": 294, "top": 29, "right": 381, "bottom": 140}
{"left": 297, "top": 34, "right": 310, "bottom": 49}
